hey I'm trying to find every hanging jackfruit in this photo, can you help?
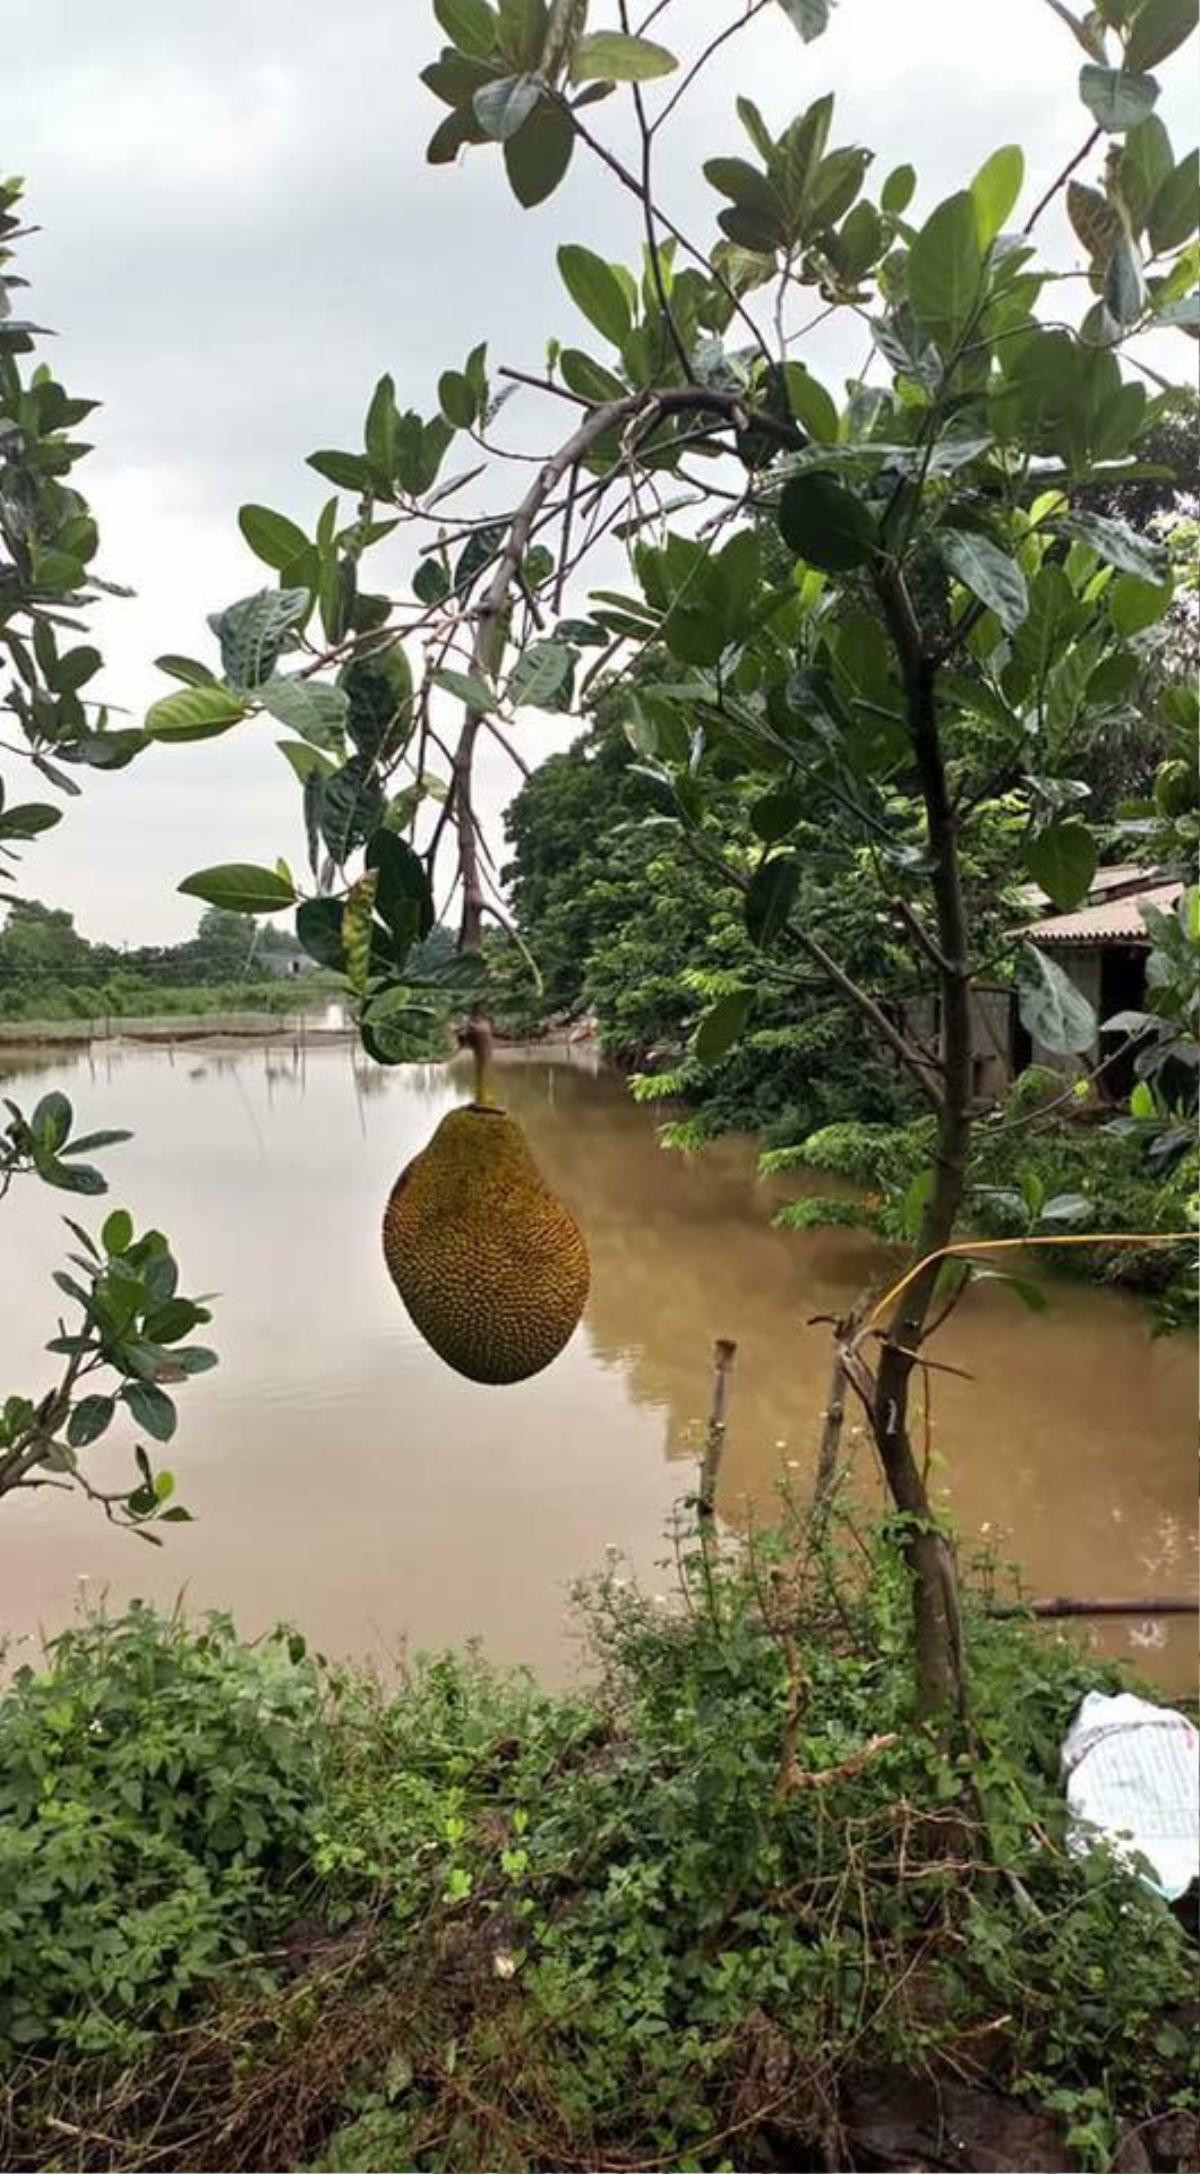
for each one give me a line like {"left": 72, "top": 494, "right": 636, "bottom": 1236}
{"left": 382, "top": 1102, "right": 589, "bottom": 1384}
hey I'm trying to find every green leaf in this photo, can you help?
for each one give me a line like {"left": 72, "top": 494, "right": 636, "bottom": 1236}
{"left": 1104, "top": 227, "right": 1146, "bottom": 322}
{"left": 750, "top": 789, "right": 804, "bottom": 843}
{"left": 1078, "top": 63, "right": 1160, "bottom": 129}
{"left": 168, "top": 1347, "right": 218, "bottom": 1376}
{"left": 907, "top": 190, "right": 983, "bottom": 352}
{"left": 939, "top": 529, "right": 1028, "bottom": 632}
{"left": 1059, "top": 510, "right": 1167, "bottom": 580}
{"left": 559, "top": 349, "right": 626, "bottom": 402}
{"left": 881, "top": 163, "right": 916, "bottom": 215}
{"left": 259, "top": 675, "right": 349, "bottom": 746}
{"left": 0, "top": 802, "right": 62, "bottom": 839}
{"left": 154, "top": 654, "right": 216, "bottom": 688}
{"left": 1017, "top": 944, "right": 1097, "bottom": 1054}
{"left": 278, "top": 740, "right": 336, "bottom": 785}
{"left": 1149, "top": 150, "right": 1199, "bottom": 248}
{"left": 473, "top": 71, "right": 540, "bottom": 138}
{"left": 213, "top": 588, "right": 308, "bottom": 690}
{"left": 773, "top": 0, "right": 833, "bottom": 39}
{"left": 53, "top": 646, "right": 103, "bottom": 694}
{"left": 970, "top": 145, "right": 1024, "bottom": 247}
{"left": 782, "top": 363, "right": 838, "bottom": 444}
{"left": 433, "top": 666, "right": 495, "bottom": 710}
{"left": 178, "top": 864, "right": 297, "bottom": 914}
{"left": 1067, "top": 179, "right": 1120, "bottom": 259}
{"left": 342, "top": 649, "right": 413, "bottom": 761}
{"left": 1109, "top": 569, "right": 1172, "bottom": 634}
{"left": 37, "top": 1160, "right": 107, "bottom": 1197}
{"left": 694, "top": 990, "right": 754, "bottom": 1066}
{"left": 434, "top": 0, "right": 499, "bottom": 60}
{"left": 557, "top": 244, "right": 632, "bottom": 345}
{"left": 238, "top": 504, "right": 311, "bottom": 572}
{"left": 294, "top": 898, "right": 345, "bottom": 971}
{"left": 1024, "top": 821, "right": 1097, "bottom": 909}
{"left": 103, "top": 1208, "right": 134, "bottom": 1254}
{"left": 778, "top": 472, "right": 876, "bottom": 571}
{"left": 413, "top": 557, "right": 452, "bottom": 605}
{"left": 320, "top": 761, "right": 386, "bottom": 865}
{"left": 366, "top": 829, "right": 435, "bottom": 942}
{"left": 364, "top": 373, "right": 398, "bottom": 484}
{"left": 307, "top": 448, "right": 375, "bottom": 492}
{"left": 144, "top": 686, "right": 249, "bottom": 744}
{"left": 508, "top": 639, "right": 571, "bottom": 706}
{"left": 66, "top": 1395, "right": 115, "bottom": 1448}
{"left": 1120, "top": 113, "right": 1174, "bottom": 227}
{"left": 1125, "top": 0, "right": 1198, "bottom": 69}
{"left": 33, "top": 1093, "right": 72, "bottom": 1151}
{"left": 121, "top": 1380, "right": 177, "bottom": 1444}
{"left": 504, "top": 94, "right": 574, "bottom": 205}
{"left": 438, "top": 370, "right": 477, "bottom": 429}
{"left": 704, "top": 158, "right": 786, "bottom": 229}
{"left": 745, "top": 854, "right": 800, "bottom": 947}
{"left": 568, "top": 31, "right": 677, "bottom": 81}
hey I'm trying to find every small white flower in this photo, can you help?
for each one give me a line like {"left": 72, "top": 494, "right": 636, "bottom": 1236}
{"left": 493, "top": 1953, "right": 517, "bottom": 1980}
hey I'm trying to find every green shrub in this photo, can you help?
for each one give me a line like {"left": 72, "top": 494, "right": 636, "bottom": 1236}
{"left": 0, "top": 1604, "right": 325, "bottom": 2055}
{"left": 3, "top": 1545, "right": 1196, "bottom": 2169}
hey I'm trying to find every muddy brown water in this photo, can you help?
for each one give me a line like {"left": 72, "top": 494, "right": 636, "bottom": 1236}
{"left": 1, "top": 1039, "right": 1194, "bottom": 1692}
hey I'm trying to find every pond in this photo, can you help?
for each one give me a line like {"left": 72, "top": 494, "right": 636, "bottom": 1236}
{"left": 1, "top": 1038, "right": 1194, "bottom": 1691}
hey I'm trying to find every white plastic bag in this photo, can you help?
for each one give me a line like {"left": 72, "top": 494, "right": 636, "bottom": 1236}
{"left": 1062, "top": 1690, "right": 1199, "bottom": 1902}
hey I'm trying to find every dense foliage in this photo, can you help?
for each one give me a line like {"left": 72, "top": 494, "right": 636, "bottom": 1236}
{"left": 3, "top": 1523, "right": 1196, "bottom": 2171}
{"left": 493, "top": 714, "right": 918, "bottom": 1140}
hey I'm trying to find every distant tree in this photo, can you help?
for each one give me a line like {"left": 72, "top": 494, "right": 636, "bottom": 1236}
{"left": 0, "top": 899, "right": 93, "bottom": 982}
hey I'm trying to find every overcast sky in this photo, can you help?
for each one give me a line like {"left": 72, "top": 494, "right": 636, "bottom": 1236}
{"left": 4, "top": 0, "right": 1192, "bottom": 943}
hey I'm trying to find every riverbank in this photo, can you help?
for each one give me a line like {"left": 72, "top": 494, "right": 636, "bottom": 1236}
{"left": 2, "top": 1518, "right": 1196, "bottom": 2174}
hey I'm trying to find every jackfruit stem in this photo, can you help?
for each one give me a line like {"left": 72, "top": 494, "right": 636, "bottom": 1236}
{"left": 463, "top": 1012, "right": 496, "bottom": 1107}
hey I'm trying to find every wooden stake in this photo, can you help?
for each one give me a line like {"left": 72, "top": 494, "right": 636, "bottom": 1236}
{"left": 698, "top": 1338, "right": 737, "bottom": 1543}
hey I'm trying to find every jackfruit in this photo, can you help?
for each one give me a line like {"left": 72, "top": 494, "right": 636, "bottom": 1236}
{"left": 382, "top": 1101, "right": 589, "bottom": 1384}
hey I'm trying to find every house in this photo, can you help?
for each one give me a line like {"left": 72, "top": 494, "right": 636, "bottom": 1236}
{"left": 888, "top": 867, "right": 1180, "bottom": 1106}
{"left": 1015, "top": 865, "right": 1182, "bottom": 1098}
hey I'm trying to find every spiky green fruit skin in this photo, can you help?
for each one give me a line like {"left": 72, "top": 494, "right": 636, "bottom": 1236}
{"left": 382, "top": 1103, "right": 589, "bottom": 1385}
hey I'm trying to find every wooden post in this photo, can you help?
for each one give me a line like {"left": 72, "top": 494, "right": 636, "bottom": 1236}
{"left": 698, "top": 1338, "right": 736, "bottom": 1548}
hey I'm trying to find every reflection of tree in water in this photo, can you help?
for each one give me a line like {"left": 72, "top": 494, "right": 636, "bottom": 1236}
{"left": 0, "top": 1045, "right": 87, "bottom": 1089}
{"left": 492, "top": 1061, "right": 884, "bottom": 1517}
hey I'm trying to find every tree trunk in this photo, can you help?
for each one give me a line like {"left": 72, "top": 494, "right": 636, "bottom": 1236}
{"left": 873, "top": 568, "right": 974, "bottom": 1722}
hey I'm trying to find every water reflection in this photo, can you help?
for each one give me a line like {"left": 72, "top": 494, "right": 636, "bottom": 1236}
{"left": 0, "top": 1042, "right": 1193, "bottom": 1690}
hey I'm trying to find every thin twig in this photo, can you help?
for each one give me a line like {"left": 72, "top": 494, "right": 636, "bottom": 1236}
{"left": 1023, "top": 125, "right": 1102, "bottom": 234}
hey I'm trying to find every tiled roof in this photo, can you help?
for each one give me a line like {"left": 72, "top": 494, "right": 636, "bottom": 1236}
{"left": 1024, "top": 882, "right": 1183, "bottom": 945}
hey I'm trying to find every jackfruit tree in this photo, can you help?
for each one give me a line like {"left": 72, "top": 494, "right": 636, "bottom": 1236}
{"left": 0, "top": 180, "right": 217, "bottom": 1532}
{"left": 165, "top": 0, "right": 1198, "bottom": 1715}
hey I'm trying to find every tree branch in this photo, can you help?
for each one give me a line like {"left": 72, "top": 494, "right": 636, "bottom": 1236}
{"left": 1023, "top": 125, "right": 1101, "bottom": 235}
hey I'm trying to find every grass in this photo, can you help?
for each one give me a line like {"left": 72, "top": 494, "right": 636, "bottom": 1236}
{"left": 1, "top": 1511, "right": 1196, "bottom": 2173}
{"left": 0, "top": 977, "right": 339, "bottom": 1027}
